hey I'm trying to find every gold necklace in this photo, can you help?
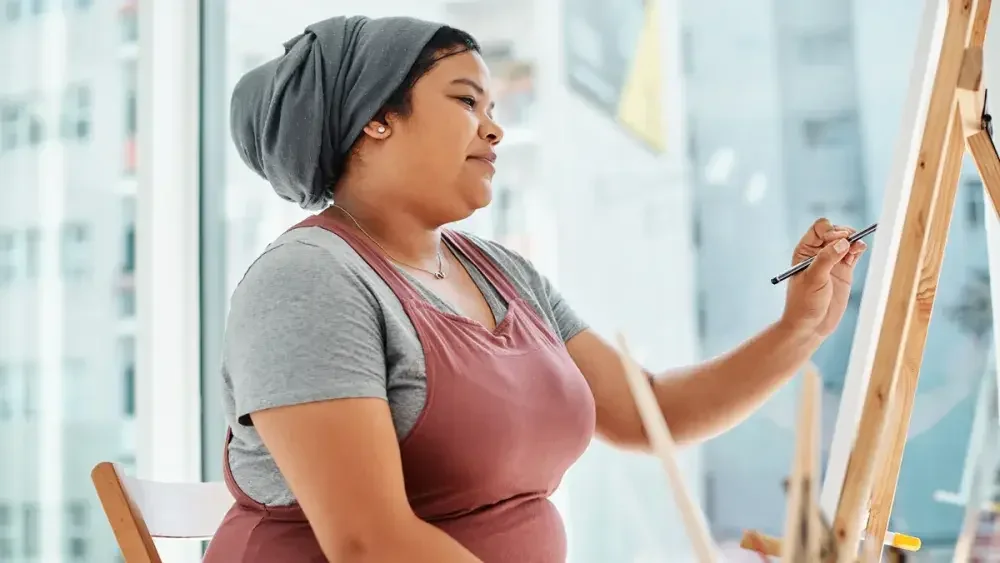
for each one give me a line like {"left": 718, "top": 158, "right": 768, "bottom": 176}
{"left": 331, "top": 204, "right": 448, "bottom": 279}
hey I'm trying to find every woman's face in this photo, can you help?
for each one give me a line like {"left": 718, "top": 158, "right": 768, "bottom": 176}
{"left": 362, "top": 49, "right": 504, "bottom": 223}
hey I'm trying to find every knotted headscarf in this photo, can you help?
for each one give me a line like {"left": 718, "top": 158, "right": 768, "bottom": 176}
{"left": 230, "top": 16, "right": 444, "bottom": 210}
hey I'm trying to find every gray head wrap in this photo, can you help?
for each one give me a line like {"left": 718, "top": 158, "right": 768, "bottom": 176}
{"left": 229, "top": 16, "right": 445, "bottom": 210}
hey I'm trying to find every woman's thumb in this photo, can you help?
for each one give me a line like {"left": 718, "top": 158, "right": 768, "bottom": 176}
{"left": 806, "top": 238, "right": 850, "bottom": 279}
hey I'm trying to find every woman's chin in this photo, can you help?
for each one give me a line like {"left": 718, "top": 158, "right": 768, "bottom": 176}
{"left": 464, "top": 181, "right": 494, "bottom": 210}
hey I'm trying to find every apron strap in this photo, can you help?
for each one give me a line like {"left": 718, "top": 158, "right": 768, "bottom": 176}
{"left": 442, "top": 230, "right": 521, "bottom": 304}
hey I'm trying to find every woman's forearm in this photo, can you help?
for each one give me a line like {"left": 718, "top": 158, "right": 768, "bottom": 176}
{"left": 651, "top": 319, "right": 821, "bottom": 445}
{"left": 341, "top": 516, "right": 483, "bottom": 563}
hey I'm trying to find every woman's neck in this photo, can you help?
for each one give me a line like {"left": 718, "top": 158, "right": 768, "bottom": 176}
{"left": 327, "top": 199, "right": 444, "bottom": 267}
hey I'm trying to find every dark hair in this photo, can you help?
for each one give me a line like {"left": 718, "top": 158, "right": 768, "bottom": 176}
{"left": 371, "top": 26, "right": 480, "bottom": 124}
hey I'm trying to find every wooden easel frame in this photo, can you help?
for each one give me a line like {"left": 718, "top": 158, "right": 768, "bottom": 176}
{"left": 617, "top": 338, "right": 846, "bottom": 562}
{"left": 950, "top": 376, "right": 1000, "bottom": 563}
{"left": 727, "top": 0, "right": 1000, "bottom": 559}
{"left": 816, "top": 0, "right": 1000, "bottom": 560}
{"left": 618, "top": 3, "right": 1000, "bottom": 557}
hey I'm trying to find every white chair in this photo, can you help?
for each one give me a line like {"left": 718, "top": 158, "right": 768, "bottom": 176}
{"left": 91, "top": 461, "right": 235, "bottom": 563}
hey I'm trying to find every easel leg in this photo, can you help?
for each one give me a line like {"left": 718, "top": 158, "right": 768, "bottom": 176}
{"left": 953, "top": 380, "right": 1000, "bottom": 562}
{"left": 831, "top": 1, "right": 979, "bottom": 559}
{"left": 781, "top": 365, "right": 822, "bottom": 563}
{"left": 968, "top": 129, "right": 1000, "bottom": 219}
{"left": 863, "top": 107, "right": 967, "bottom": 555}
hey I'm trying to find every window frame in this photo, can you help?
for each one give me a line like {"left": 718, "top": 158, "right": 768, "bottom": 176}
{"left": 135, "top": 0, "right": 203, "bottom": 560}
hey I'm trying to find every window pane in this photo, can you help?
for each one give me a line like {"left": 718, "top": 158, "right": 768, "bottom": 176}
{"left": 0, "top": 0, "right": 135, "bottom": 561}
{"left": 202, "top": 1, "right": 983, "bottom": 561}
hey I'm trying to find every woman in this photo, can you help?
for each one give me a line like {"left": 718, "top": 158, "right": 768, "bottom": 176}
{"left": 203, "top": 15, "right": 868, "bottom": 563}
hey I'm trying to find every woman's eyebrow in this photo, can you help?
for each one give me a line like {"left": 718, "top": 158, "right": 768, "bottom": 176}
{"left": 450, "top": 77, "right": 484, "bottom": 94}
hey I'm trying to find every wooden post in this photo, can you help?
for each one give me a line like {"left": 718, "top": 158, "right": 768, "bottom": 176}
{"left": 781, "top": 364, "right": 823, "bottom": 563}
{"left": 863, "top": 106, "right": 967, "bottom": 554}
{"left": 951, "top": 379, "right": 1000, "bottom": 562}
{"left": 615, "top": 334, "right": 720, "bottom": 563}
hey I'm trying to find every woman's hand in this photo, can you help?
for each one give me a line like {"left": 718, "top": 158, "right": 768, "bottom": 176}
{"left": 781, "top": 218, "right": 868, "bottom": 339}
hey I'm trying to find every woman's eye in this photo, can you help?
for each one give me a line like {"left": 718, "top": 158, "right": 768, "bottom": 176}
{"left": 457, "top": 96, "right": 476, "bottom": 108}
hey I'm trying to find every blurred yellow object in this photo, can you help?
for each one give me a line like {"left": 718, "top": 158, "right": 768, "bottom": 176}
{"left": 884, "top": 532, "right": 921, "bottom": 551}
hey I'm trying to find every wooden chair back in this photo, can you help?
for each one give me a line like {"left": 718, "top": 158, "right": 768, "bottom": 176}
{"left": 91, "top": 461, "right": 234, "bottom": 562}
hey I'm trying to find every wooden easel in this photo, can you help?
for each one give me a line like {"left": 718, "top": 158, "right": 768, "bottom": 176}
{"left": 618, "top": 6, "right": 1000, "bottom": 557}
{"left": 740, "top": 364, "right": 838, "bottom": 563}
{"left": 750, "top": 0, "right": 1000, "bottom": 560}
{"left": 617, "top": 337, "right": 846, "bottom": 562}
{"left": 827, "top": 0, "right": 1000, "bottom": 560}
{"left": 737, "top": 365, "right": 920, "bottom": 562}
{"left": 616, "top": 333, "right": 857, "bottom": 562}
{"left": 949, "top": 369, "right": 1000, "bottom": 562}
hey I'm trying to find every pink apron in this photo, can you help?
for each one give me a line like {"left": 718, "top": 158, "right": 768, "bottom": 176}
{"left": 203, "top": 214, "right": 596, "bottom": 562}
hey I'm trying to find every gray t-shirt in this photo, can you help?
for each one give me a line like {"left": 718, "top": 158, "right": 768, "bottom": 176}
{"left": 223, "top": 226, "right": 588, "bottom": 505}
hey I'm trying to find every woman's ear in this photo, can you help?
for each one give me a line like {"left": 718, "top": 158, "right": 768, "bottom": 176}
{"left": 362, "top": 121, "right": 391, "bottom": 139}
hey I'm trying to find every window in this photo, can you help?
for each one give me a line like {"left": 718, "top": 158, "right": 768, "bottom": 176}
{"left": 66, "top": 501, "right": 87, "bottom": 528}
{"left": 122, "top": 363, "right": 135, "bottom": 417}
{"left": 27, "top": 111, "right": 44, "bottom": 146}
{"left": 0, "top": 230, "right": 14, "bottom": 284}
{"left": 61, "top": 84, "right": 91, "bottom": 141}
{"left": 60, "top": 222, "right": 91, "bottom": 280}
{"left": 23, "top": 227, "right": 38, "bottom": 279}
{"left": 4, "top": 0, "right": 20, "bottom": 22}
{"left": 0, "top": 364, "right": 11, "bottom": 420}
{"left": 66, "top": 501, "right": 88, "bottom": 561}
{"left": 123, "top": 62, "right": 137, "bottom": 175}
{"left": 0, "top": 104, "right": 21, "bottom": 151}
{"left": 22, "top": 363, "right": 37, "bottom": 419}
{"left": 120, "top": 336, "right": 136, "bottom": 417}
{"left": 123, "top": 225, "right": 135, "bottom": 274}
{"left": 696, "top": 290, "right": 708, "bottom": 340}
{"left": 68, "top": 537, "right": 87, "bottom": 559}
{"left": 22, "top": 503, "right": 37, "bottom": 558}
{"left": 119, "top": 4, "right": 137, "bottom": 43}
{"left": 801, "top": 113, "right": 858, "bottom": 147}
{"left": 118, "top": 287, "right": 136, "bottom": 318}
{"left": 681, "top": 28, "right": 695, "bottom": 74}
{"left": 122, "top": 195, "right": 136, "bottom": 274}
{"left": 124, "top": 61, "right": 137, "bottom": 137}
{"left": 965, "top": 177, "right": 985, "bottom": 227}
{"left": 2, "top": 9, "right": 139, "bottom": 561}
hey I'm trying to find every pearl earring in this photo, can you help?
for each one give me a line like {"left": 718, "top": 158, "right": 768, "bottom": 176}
{"left": 377, "top": 125, "right": 386, "bottom": 134}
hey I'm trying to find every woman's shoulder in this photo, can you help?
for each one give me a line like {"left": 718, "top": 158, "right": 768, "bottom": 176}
{"left": 231, "top": 226, "right": 383, "bottom": 313}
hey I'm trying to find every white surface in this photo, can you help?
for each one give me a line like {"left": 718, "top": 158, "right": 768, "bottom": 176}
{"left": 118, "top": 466, "right": 234, "bottom": 540}
{"left": 136, "top": 0, "right": 204, "bottom": 560}
{"left": 820, "top": 0, "right": 948, "bottom": 520}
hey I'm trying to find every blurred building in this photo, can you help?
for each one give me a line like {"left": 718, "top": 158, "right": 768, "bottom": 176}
{"left": 683, "top": 0, "right": 991, "bottom": 550}
{"left": 0, "top": 1, "right": 138, "bottom": 561}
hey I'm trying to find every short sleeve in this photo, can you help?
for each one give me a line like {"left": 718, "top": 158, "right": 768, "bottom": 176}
{"left": 537, "top": 271, "right": 588, "bottom": 342}
{"left": 224, "top": 241, "right": 387, "bottom": 425}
